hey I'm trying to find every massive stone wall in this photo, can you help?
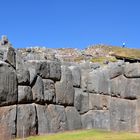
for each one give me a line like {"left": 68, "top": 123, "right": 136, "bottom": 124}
{"left": 0, "top": 37, "right": 140, "bottom": 139}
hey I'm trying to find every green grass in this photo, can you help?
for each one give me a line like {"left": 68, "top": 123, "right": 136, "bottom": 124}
{"left": 20, "top": 129, "right": 140, "bottom": 140}
{"left": 90, "top": 56, "right": 117, "bottom": 63}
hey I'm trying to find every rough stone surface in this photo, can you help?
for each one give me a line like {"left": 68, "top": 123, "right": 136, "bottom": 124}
{"left": 32, "top": 76, "right": 44, "bottom": 103}
{"left": 17, "top": 104, "right": 37, "bottom": 138}
{"left": 65, "top": 107, "right": 82, "bottom": 130}
{"left": 47, "top": 104, "right": 67, "bottom": 132}
{"left": 74, "top": 88, "right": 89, "bottom": 114}
{"left": 43, "top": 79, "right": 55, "bottom": 103}
{"left": 124, "top": 63, "right": 140, "bottom": 78}
{"left": 35, "top": 104, "right": 49, "bottom": 134}
{"left": 108, "top": 62, "right": 124, "bottom": 79}
{"left": 110, "top": 98, "right": 136, "bottom": 131}
{"left": 0, "top": 105, "right": 17, "bottom": 140}
{"left": 81, "top": 110, "right": 110, "bottom": 130}
{"left": 110, "top": 75, "right": 127, "bottom": 98}
{"left": 18, "top": 86, "right": 33, "bottom": 103}
{"left": 69, "top": 66, "right": 81, "bottom": 87}
{"left": 55, "top": 66, "right": 74, "bottom": 105}
{"left": 16, "top": 68, "right": 30, "bottom": 85}
{"left": 0, "top": 62, "right": 17, "bottom": 106}
{"left": 111, "top": 75, "right": 140, "bottom": 99}
{"left": 87, "top": 69, "right": 109, "bottom": 95}
{"left": 89, "top": 94, "right": 111, "bottom": 110}
{"left": 81, "top": 69, "right": 89, "bottom": 92}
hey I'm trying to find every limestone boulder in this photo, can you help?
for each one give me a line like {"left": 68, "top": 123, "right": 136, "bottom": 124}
{"left": 25, "top": 60, "right": 61, "bottom": 82}
{"left": 55, "top": 66, "right": 74, "bottom": 105}
{"left": 17, "top": 104, "right": 37, "bottom": 138}
{"left": 0, "top": 37, "right": 16, "bottom": 69}
{"left": 32, "top": 76, "right": 44, "bottom": 103}
{"left": 74, "top": 88, "right": 89, "bottom": 114}
{"left": 69, "top": 66, "right": 81, "bottom": 88}
{"left": 81, "top": 110, "right": 110, "bottom": 130}
{"left": 18, "top": 86, "right": 33, "bottom": 103}
{"left": 65, "top": 107, "right": 82, "bottom": 130}
{"left": 89, "top": 94, "right": 111, "bottom": 110}
{"left": 16, "top": 68, "right": 30, "bottom": 85}
{"left": 87, "top": 69, "right": 109, "bottom": 95}
{"left": 111, "top": 75, "right": 140, "bottom": 99}
{"left": 108, "top": 62, "right": 124, "bottom": 79}
{"left": 110, "top": 98, "right": 136, "bottom": 131}
{"left": 0, "top": 105, "right": 17, "bottom": 140}
{"left": 124, "top": 63, "right": 140, "bottom": 78}
{"left": 110, "top": 75, "right": 127, "bottom": 98}
{"left": 35, "top": 104, "right": 49, "bottom": 134}
{"left": 47, "top": 104, "right": 67, "bottom": 132}
{"left": 0, "top": 62, "right": 17, "bottom": 106}
{"left": 43, "top": 79, "right": 55, "bottom": 103}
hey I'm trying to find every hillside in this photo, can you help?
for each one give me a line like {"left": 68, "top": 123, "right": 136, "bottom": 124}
{"left": 18, "top": 44, "right": 140, "bottom": 64}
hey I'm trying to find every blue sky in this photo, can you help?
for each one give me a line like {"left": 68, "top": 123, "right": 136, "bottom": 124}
{"left": 0, "top": 0, "right": 140, "bottom": 49}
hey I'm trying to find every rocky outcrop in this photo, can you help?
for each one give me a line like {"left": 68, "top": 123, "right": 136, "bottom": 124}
{"left": 0, "top": 37, "right": 140, "bottom": 139}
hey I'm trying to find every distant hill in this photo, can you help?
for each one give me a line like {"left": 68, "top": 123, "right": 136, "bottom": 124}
{"left": 17, "top": 44, "right": 140, "bottom": 64}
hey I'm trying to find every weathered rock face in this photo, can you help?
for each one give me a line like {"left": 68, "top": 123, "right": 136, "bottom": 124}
{"left": 32, "top": 76, "right": 44, "bottom": 103}
{"left": 81, "top": 110, "right": 110, "bottom": 130}
{"left": 0, "top": 62, "right": 17, "bottom": 106}
{"left": 43, "top": 79, "right": 55, "bottom": 103}
{"left": 87, "top": 69, "right": 109, "bottom": 95}
{"left": 0, "top": 36, "right": 16, "bottom": 69}
{"left": 69, "top": 66, "right": 81, "bottom": 88}
{"left": 110, "top": 98, "right": 136, "bottom": 131}
{"left": 25, "top": 60, "right": 61, "bottom": 81}
{"left": 1, "top": 37, "right": 140, "bottom": 139}
{"left": 124, "top": 63, "right": 140, "bottom": 78}
{"left": 18, "top": 86, "right": 33, "bottom": 103}
{"left": 65, "top": 107, "right": 82, "bottom": 130}
{"left": 0, "top": 105, "right": 17, "bottom": 140}
{"left": 16, "top": 68, "right": 30, "bottom": 85}
{"left": 55, "top": 66, "right": 75, "bottom": 105}
{"left": 74, "top": 88, "right": 89, "bottom": 114}
{"left": 35, "top": 104, "right": 49, "bottom": 134}
{"left": 17, "top": 104, "right": 37, "bottom": 138}
{"left": 47, "top": 104, "right": 68, "bottom": 132}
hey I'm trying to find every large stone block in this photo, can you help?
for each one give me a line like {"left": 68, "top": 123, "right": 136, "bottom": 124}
{"left": 81, "top": 110, "right": 110, "bottom": 130}
{"left": 17, "top": 104, "right": 37, "bottom": 138}
{"left": 125, "top": 79, "right": 140, "bottom": 99}
{"left": 69, "top": 66, "right": 81, "bottom": 88}
{"left": 111, "top": 75, "right": 140, "bottom": 99}
{"left": 55, "top": 66, "right": 74, "bottom": 105}
{"left": 0, "top": 105, "right": 17, "bottom": 140}
{"left": 89, "top": 94, "right": 111, "bottom": 110}
{"left": 32, "top": 76, "right": 44, "bottom": 103}
{"left": 124, "top": 63, "right": 140, "bottom": 78}
{"left": 110, "top": 75, "right": 127, "bottom": 98}
{"left": 35, "top": 104, "right": 49, "bottom": 134}
{"left": 0, "top": 38, "right": 16, "bottom": 69}
{"left": 43, "top": 79, "right": 55, "bottom": 103}
{"left": 65, "top": 107, "right": 82, "bottom": 130}
{"left": 110, "top": 98, "right": 136, "bottom": 131}
{"left": 74, "top": 88, "right": 89, "bottom": 114}
{"left": 0, "top": 62, "right": 17, "bottom": 106}
{"left": 108, "top": 62, "right": 124, "bottom": 79}
{"left": 16, "top": 68, "right": 30, "bottom": 85}
{"left": 47, "top": 104, "right": 67, "bottom": 132}
{"left": 18, "top": 86, "right": 33, "bottom": 103}
{"left": 87, "top": 69, "right": 109, "bottom": 95}
{"left": 25, "top": 60, "right": 61, "bottom": 82}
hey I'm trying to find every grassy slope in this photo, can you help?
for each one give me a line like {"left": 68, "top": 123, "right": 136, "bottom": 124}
{"left": 24, "top": 130, "right": 140, "bottom": 140}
